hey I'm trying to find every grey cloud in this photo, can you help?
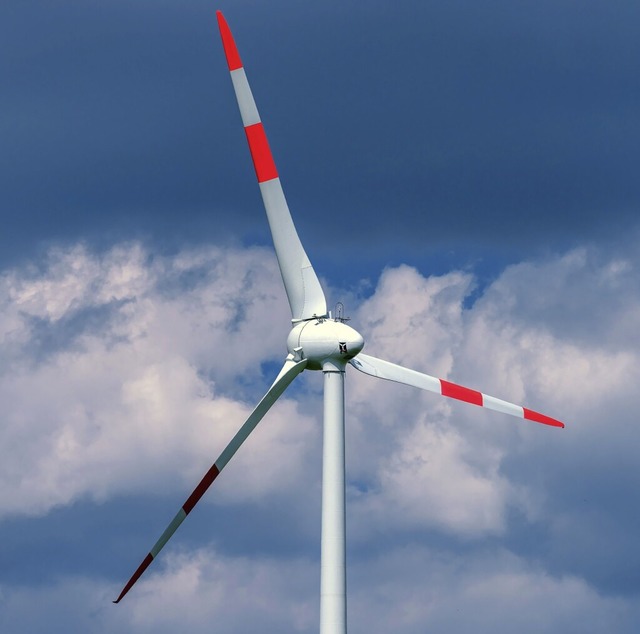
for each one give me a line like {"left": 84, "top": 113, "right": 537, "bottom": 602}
{"left": 0, "top": 238, "right": 639, "bottom": 631}
{"left": 2, "top": 1, "right": 640, "bottom": 276}
{"left": 0, "top": 243, "right": 315, "bottom": 519}
{"left": 341, "top": 245, "right": 640, "bottom": 608}
{"left": 2, "top": 545, "right": 637, "bottom": 633}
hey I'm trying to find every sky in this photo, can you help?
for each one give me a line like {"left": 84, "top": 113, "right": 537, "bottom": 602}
{"left": 1, "top": 1, "right": 639, "bottom": 632}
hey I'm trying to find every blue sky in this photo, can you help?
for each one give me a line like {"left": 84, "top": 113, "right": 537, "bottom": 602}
{"left": 1, "top": 1, "right": 639, "bottom": 632}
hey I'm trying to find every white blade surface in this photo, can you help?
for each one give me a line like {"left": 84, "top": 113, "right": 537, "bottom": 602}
{"left": 217, "top": 11, "right": 327, "bottom": 322}
{"left": 350, "top": 353, "right": 564, "bottom": 428}
{"left": 113, "top": 355, "right": 308, "bottom": 603}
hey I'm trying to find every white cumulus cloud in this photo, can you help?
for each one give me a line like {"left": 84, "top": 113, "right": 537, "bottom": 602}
{"left": 0, "top": 243, "right": 317, "bottom": 518}
{"left": 1, "top": 241, "right": 639, "bottom": 633}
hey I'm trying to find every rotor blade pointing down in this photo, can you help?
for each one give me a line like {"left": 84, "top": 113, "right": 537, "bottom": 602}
{"left": 113, "top": 355, "right": 307, "bottom": 603}
{"left": 350, "top": 353, "right": 564, "bottom": 428}
{"left": 216, "top": 11, "right": 327, "bottom": 322}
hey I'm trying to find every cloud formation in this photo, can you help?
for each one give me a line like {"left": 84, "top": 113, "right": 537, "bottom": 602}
{"left": 2, "top": 545, "right": 637, "bottom": 634}
{"left": 1, "top": 240, "right": 638, "bottom": 631}
{"left": 0, "top": 243, "right": 317, "bottom": 518}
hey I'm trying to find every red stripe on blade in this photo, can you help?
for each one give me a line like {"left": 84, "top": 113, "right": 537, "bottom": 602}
{"left": 523, "top": 408, "right": 565, "bottom": 428}
{"left": 440, "top": 380, "right": 483, "bottom": 406}
{"left": 183, "top": 464, "right": 221, "bottom": 515}
{"left": 113, "top": 552, "right": 154, "bottom": 603}
{"left": 245, "top": 123, "right": 279, "bottom": 182}
{"left": 217, "top": 11, "right": 243, "bottom": 71}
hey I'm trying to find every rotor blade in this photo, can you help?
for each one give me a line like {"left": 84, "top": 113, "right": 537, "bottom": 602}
{"left": 113, "top": 355, "right": 307, "bottom": 604}
{"left": 349, "top": 353, "right": 564, "bottom": 428}
{"left": 216, "top": 11, "right": 327, "bottom": 322}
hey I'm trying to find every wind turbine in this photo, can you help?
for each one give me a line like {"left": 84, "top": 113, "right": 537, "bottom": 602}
{"left": 114, "top": 11, "right": 565, "bottom": 633}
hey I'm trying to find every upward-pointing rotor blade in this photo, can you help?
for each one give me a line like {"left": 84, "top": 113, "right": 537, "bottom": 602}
{"left": 350, "top": 353, "right": 564, "bottom": 428}
{"left": 216, "top": 11, "right": 327, "bottom": 322}
{"left": 113, "top": 355, "right": 307, "bottom": 604}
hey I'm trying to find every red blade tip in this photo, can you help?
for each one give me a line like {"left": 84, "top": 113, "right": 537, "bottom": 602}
{"left": 113, "top": 552, "right": 154, "bottom": 604}
{"left": 216, "top": 11, "right": 243, "bottom": 71}
{"left": 523, "top": 408, "right": 565, "bottom": 428}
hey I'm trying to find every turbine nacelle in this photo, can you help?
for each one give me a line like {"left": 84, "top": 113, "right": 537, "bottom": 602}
{"left": 287, "top": 319, "right": 365, "bottom": 371}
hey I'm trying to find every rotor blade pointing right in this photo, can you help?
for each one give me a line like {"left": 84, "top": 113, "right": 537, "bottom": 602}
{"left": 350, "top": 353, "right": 564, "bottom": 428}
{"left": 113, "top": 354, "right": 307, "bottom": 604}
{"left": 216, "top": 11, "right": 327, "bottom": 322}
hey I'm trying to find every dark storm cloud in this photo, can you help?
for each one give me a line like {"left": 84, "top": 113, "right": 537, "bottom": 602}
{"left": 1, "top": 1, "right": 241, "bottom": 258}
{"left": 2, "top": 1, "right": 639, "bottom": 277}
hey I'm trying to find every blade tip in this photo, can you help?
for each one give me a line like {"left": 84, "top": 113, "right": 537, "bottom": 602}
{"left": 216, "top": 10, "right": 242, "bottom": 71}
{"left": 523, "top": 407, "right": 565, "bottom": 428}
{"left": 112, "top": 590, "right": 126, "bottom": 604}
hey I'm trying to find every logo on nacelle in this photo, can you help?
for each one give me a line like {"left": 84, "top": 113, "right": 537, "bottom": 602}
{"left": 338, "top": 342, "right": 348, "bottom": 354}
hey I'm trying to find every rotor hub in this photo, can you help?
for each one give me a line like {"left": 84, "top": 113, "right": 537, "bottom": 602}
{"left": 287, "top": 319, "right": 364, "bottom": 371}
